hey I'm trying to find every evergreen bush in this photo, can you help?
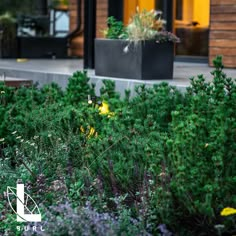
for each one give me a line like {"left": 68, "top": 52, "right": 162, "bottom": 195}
{"left": 0, "top": 56, "right": 235, "bottom": 235}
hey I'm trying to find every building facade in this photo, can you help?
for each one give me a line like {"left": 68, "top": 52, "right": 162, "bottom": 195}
{"left": 69, "top": 0, "right": 236, "bottom": 68}
{"left": 209, "top": 0, "right": 236, "bottom": 67}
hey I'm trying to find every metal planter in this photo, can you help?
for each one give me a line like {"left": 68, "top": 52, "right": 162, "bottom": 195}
{"left": 95, "top": 39, "right": 174, "bottom": 80}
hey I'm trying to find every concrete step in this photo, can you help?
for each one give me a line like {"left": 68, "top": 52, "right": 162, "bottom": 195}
{"left": 0, "top": 66, "right": 188, "bottom": 96}
{"left": 0, "top": 68, "right": 70, "bottom": 89}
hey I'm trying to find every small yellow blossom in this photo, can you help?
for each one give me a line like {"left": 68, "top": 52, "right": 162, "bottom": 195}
{"left": 88, "top": 127, "right": 96, "bottom": 137}
{"left": 80, "top": 126, "right": 85, "bottom": 133}
{"left": 220, "top": 207, "right": 236, "bottom": 216}
{"left": 80, "top": 126, "right": 97, "bottom": 138}
{"left": 205, "top": 143, "right": 209, "bottom": 148}
{"left": 99, "top": 102, "right": 110, "bottom": 115}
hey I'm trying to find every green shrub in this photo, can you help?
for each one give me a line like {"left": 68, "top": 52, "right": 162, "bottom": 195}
{"left": 0, "top": 56, "right": 235, "bottom": 236}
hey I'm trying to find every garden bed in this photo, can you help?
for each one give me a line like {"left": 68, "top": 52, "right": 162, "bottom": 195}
{"left": 0, "top": 56, "right": 235, "bottom": 236}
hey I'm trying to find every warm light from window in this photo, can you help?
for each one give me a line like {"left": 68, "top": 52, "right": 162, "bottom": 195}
{"left": 178, "top": 0, "right": 210, "bottom": 27}
{"left": 123, "top": 0, "right": 155, "bottom": 25}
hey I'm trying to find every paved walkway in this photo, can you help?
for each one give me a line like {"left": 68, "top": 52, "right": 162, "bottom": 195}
{"left": 0, "top": 59, "right": 82, "bottom": 75}
{"left": 0, "top": 59, "right": 235, "bottom": 95}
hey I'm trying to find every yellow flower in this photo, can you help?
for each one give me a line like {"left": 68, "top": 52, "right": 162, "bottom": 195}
{"left": 99, "top": 102, "right": 110, "bottom": 115}
{"left": 88, "top": 127, "right": 96, "bottom": 137}
{"left": 80, "top": 126, "right": 97, "bottom": 138}
{"left": 220, "top": 207, "right": 236, "bottom": 216}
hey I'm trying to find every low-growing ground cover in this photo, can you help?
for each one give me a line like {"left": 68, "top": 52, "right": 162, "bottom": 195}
{"left": 0, "top": 56, "right": 235, "bottom": 235}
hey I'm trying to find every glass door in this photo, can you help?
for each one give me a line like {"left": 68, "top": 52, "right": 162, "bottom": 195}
{"left": 174, "top": 0, "right": 210, "bottom": 57}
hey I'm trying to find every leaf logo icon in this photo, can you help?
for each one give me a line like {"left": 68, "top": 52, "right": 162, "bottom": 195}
{"left": 7, "top": 184, "right": 41, "bottom": 222}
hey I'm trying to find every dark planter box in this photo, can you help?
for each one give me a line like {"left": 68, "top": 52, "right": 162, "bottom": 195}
{"left": 95, "top": 39, "right": 174, "bottom": 80}
{"left": 17, "top": 37, "right": 67, "bottom": 58}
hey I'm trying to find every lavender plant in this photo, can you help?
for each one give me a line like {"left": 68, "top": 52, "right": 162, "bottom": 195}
{"left": 23, "top": 202, "right": 150, "bottom": 236}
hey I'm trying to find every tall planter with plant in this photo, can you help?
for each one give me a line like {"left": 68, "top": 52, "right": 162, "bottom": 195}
{"left": 95, "top": 9, "right": 179, "bottom": 80}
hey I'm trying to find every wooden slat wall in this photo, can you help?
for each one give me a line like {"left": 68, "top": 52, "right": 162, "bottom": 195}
{"left": 209, "top": 0, "right": 236, "bottom": 68}
{"left": 69, "top": 0, "right": 108, "bottom": 57}
{"left": 96, "top": 0, "right": 108, "bottom": 38}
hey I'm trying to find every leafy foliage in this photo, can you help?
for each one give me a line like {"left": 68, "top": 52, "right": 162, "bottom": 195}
{"left": 0, "top": 57, "right": 235, "bottom": 236}
{"left": 126, "top": 9, "right": 179, "bottom": 43}
{"left": 104, "top": 16, "right": 127, "bottom": 39}
{"left": 104, "top": 10, "right": 180, "bottom": 44}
